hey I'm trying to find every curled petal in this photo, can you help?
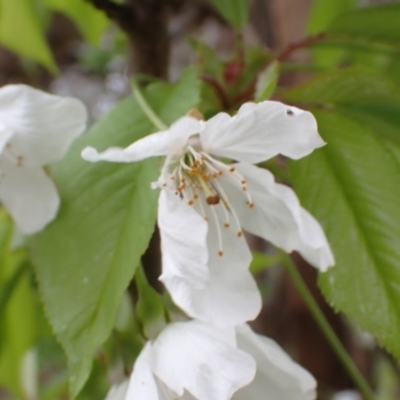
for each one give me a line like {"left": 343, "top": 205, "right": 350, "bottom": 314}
{"left": 234, "top": 324, "right": 316, "bottom": 400}
{"left": 0, "top": 158, "right": 59, "bottom": 234}
{"left": 0, "top": 84, "right": 87, "bottom": 167}
{"left": 158, "top": 190, "right": 209, "bottom": 288}
{"left": 220, "top": 163, "right": 334, "bottom": 271}
{"left": 200, "top": 101, "right": 325, "bottom": 164}
{"left": 161, "top": 199, "right": 261, "bottom": 327}
{"left": 152, "top": 320, "right": 256, "bottom": 400}
{"left": 126, "top": 343, "right": 163, "bottom": 400}
{"left": 82, "top": 117, "right": 204, "bottom": 163}
{"left": 105, "top": 381, "right": 129, "bottom": 400}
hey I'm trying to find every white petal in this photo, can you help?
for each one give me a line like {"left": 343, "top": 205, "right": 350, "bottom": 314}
{"left": 152, "top": 320, "right": 256, "bottom": 400}
{"left": 234, "top": 324, "right": 316, "bottom": 400}
{"left": 200, "top": 101, "right": 325, "bottom": 164}
{"left": 161, "top": 197, "right": 261, "bottom": 327}
{"left": 125, "top": 343, "right": 162, "bottom": 400}
{"left": 105, "top": 381, "right": 129, "bottom": 400}
{"left": 158, "top": 190, "right": 209, "bottom": 288}
{"left": 220, "top": 163, "right": 334, "bottom": 271}
{"left": 0, "top": 84, "right": 87, "bottom": 167}
{"left": 0, "top": 158, "right": 59, "bottom": 234}
{"left": 82, "top": 117, "right": 204, "bottom": 163}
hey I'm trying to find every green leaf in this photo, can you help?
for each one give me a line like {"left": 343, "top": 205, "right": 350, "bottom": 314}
{"left": 43, "top": 0, "right": 109, "bottom": 45}
{"left": 30, "top": 68, "right": 201, "bottom": 399}
{"left": 328, "top": 3, "right": 400, "bottom": 45}
{"left": 0, "top": 217, "right": 37, "bottom": 396}
{"left": 290, "top": 110, "right": 400, "bottom": 361}
{"left": 255, "top": 61, "right": 279, "bottom": 102}
{"left": 306, "top": 0, "right": 355, "bottom": 67}
{"left": 283, "top": 66, "right": 400, "bottom": 107}
{"left": 209, "top": 0, "right": 249, "bottom": 28}
{"left": 136, "top": 266, "right": 166, "bottom": 340}
{"left": 190, "top": 38, "right": 224, "bottom": 82}
{"left": 0, "top": 0, "right": 57, "bottom": 72}
{"left": 307, "top": 0, "right": 355, "bottom": 34}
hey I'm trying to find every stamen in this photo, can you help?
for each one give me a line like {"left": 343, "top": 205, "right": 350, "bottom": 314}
{"left": 209, "top": 205, "right": 224, "bottom": 256}
{"left": 209, "top": 177, "right": 242, "bottom": 232}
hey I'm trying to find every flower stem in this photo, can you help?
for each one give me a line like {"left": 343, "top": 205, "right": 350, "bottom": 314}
{"left": 131, "top": 79, "right": 168, "bottom": 131}
{"left": 281, "top": 252, "right": 375, "bottom": 400}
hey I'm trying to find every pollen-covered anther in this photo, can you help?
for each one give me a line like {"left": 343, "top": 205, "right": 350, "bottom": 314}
{"left": 206, "top": 194, "right": 220, "bottom": 205}
{"left": 218, "top": 250, "right": 224, "bottom": 257}
{"left": 242, "top": 186, "right": 247, "bottom": 191}
{"left": 194, "top": 193, "right": 199, "bottom": 199}
{"left": 188, "top": 200, "right": 194, "bottom": 206}
{"left": 237, "top": 231, "right": 243, "bottom": 237}
{"left": 229, "top": 167, "right": 235, "bottom": 172}
{"left": 247, "top": 202, "right": 254, "bottom": 208}
{"left": 224, "top": 222, "right": 230, "bottom": 228}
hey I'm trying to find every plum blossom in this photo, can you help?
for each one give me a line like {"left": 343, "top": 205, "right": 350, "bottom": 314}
{"left": 82, "top": 101, "right": 334, "bottom": 327}
{"left": 104, "top": 320, "right": 316, "bottom": 400}
{"left": 0, "top": 84, "right": 87, "bottom": 234}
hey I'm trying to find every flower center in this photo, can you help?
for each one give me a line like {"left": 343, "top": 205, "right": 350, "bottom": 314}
{"left": 160, "top": 145, "right": 255, "bottom": 257}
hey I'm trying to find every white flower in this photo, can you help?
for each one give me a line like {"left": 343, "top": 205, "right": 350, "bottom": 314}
{"left": 82, "top": 101, "right": 334, "bottom": 327}
{"left": 0, "top": 84, "right": 87, "bottom": 234}
{"left": 233, "top": 324, "right": 316, "bottom": 400}
{"left": 106, "top": 320, "right": 316, "bottom": 400}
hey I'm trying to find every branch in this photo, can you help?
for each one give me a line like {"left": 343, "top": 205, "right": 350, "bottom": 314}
{"left": 275, "top": 33, "right": 327, "bottom": 63}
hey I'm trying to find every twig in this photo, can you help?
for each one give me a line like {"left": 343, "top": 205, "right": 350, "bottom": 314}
{"left": 275, "top": 33, "right": 327, "bottom": 63}
{"left": 200, "top": 74, "right": 231, "bottom": 110}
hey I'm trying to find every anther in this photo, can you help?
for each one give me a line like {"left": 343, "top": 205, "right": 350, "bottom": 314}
{"left": 224, "top": 222, "right": 230, "bottom": 228}
{"left": 188, "top": 200, "right": 194, "bottom": 206}
{"left": 229, "top": 167, "right": 235, "bottom": 172}
{"left": 248, "top": 202, "right": 254, "bottom": 208}
{"left": 206, "top": 195, "right": 220, "bottom": 205}
{"left": 237, "top": 231, "right": 243, "bottom": 237}
{"left": 218, "top": 250, "right": 224, "bottom": 257}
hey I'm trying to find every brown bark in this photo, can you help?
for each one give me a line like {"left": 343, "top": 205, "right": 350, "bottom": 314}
{"left": 87, "top": 0, "right": 170, "bottom": 78}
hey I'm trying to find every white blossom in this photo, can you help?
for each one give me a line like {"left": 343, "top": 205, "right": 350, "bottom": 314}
{"left": 0, "top": 84, "right": 87, "bottom": 234}
{"left": 104, "top": 321, "right": 316, "bottom": 400}
{"left": 82, "top": 101, "right": 334, "bottom": 327}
